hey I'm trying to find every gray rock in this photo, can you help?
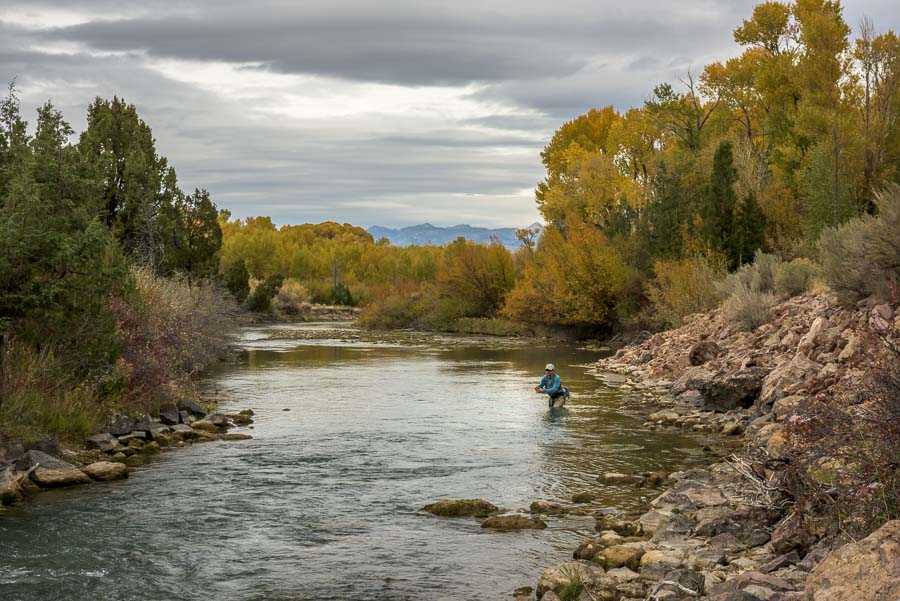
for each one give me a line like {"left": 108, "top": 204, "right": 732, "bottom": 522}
{"left": 179, "top": 410, "right": 196, "bottom": 425}
{"left": 117, "top": 431, "right": 149, "bottom": 444}
{"left": 691, "top": 368, "right": 767, "bottom": 412}
{"left": 158, "top": 403, "right": 180, "bottom": 425}
{"left": 177, "top": 398, "right": 205, "bottom": 416}
{"left": 202, "top": 413, "right": 229, "bottom": 427}
{"left": 85, "top": 433, "right": 118, "bottom": 453}
{"left": 107, "top": 415, "right": 136, "bottom": 436}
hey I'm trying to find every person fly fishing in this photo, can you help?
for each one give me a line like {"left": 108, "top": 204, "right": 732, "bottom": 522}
{"left": 535, "top": 363, "right": 570, "bottom": 408}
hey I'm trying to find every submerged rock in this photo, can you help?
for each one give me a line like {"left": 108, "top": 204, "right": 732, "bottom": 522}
{"left": 530, "top": 500, "right": 566, "bottom": 515}
{"left": 82, "top": 461, "right": 128, "bottom": 481}
{"left": 421, "top": 498, "right": 498, "bottom": 517}
{"left": 572, "top": 492, "right": 596, "bottom": 504}
{"left": 481, "top": 514, "right": 547, "bottom": 530}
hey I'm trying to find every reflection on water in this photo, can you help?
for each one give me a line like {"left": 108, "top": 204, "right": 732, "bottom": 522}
{"left": 0, "top": 324, "right": 717, "bottom": 601}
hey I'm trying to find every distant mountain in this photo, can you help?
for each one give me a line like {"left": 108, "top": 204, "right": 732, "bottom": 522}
{"left": 368, "top": 222, "right": 543, "bottom": 250}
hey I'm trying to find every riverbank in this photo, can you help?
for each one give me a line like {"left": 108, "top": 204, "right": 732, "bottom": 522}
{"left": 522, "top": 291, "right": 899, "bottom": 600}
{"left": 0, "top": 400, "right": 255, "bottom": 508}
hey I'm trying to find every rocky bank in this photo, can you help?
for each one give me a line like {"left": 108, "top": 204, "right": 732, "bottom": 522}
{"left": 0, "top": 400, "right": 254, "bottom": 507}
{"left": 525, "top": 292, "right": 899, "bottom": 601}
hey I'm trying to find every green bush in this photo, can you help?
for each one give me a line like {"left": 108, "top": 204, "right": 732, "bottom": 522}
{"left": 775, "top": 258, "right": 820, "bottom": 297}
{"left": 245, "top": 274, "right": 284, "bottom": 312}
{"left": 818, "top": 184, "right": 900, "bottom": 304}
{"left": 647, "top": 255, "right": 725, "bottom": 327}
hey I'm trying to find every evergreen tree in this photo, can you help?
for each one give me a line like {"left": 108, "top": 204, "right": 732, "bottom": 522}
{"left": 702, "top": 141, "right": 739, "bottom": 266}
{"left": 732, "top": 192, "right": 767, "bottom": 266}
{"left": 222, "top": 258, "right": 251, "bottom": 304}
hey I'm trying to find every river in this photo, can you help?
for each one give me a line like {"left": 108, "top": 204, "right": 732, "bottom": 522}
{"left": 0, "top": 323, "right": 718, "bottom": 600}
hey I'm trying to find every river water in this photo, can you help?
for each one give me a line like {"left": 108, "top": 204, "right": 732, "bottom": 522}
{"left": 0, "top": 324, "right": 717, "bottom": 601}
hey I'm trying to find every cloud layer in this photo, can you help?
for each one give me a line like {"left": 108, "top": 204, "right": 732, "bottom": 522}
{"left": 1, "top": 0, "right": 896, "bottom": 227}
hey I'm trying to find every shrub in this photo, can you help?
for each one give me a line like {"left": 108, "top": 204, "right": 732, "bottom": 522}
{"left": 717, "top": 250, "right": 781, "bottom": 299}
{"left": 784, "top": 312, "right": 900, "bottom": 537}
{"left": 646, "top": 255, "right": 725, "bottom": 327}
{"left": 110, "top": 266, "right": 239, "bottom": 409}
{"left": 357, "top": 293, "right": 427, "bottom": 330}
{"left": 723, "top": 280, "right": 776, "bottom": 331}
{"left": 273, "top": 278, "right": 311, "bottom": 315}
{"left": 0, "top": 339, "right": 114, "bottom": 442}
{"left": 818, "top": 184, "right": 900, "bottom": 304}
{"left": 222, "top": 258, "right": 250, "bottom": 303}
{"left": 775, "top": 258, "right": 820, "bottom": 297}
{"left": 245, "top": 274, "right": 284, "bottom": 312}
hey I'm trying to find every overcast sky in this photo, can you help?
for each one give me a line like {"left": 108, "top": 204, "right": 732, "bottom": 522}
{"left": 1, "top": 1, "right": 896, "bottom": 228}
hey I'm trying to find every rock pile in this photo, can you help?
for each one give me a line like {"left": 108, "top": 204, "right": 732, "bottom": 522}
{"left": 518, "top": 292, "right": 899, "bottom": 600}
{"left": 0, "top": 403, "right": 255, "bottom": 507}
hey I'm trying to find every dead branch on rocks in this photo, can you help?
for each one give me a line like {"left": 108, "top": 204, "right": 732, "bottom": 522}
{"left": 723, "top": 447, "right": 792, "bottom": 510}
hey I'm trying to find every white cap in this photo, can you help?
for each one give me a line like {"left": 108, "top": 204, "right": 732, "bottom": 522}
{"left": 545, "top": 363, "right": 555, "bottom": 371}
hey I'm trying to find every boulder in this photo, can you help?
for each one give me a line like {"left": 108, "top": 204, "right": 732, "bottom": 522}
{"left": 220, "top": 433, "right": 253, "bottom": 441}
{"left": 82, "top": 461, "right": 128, "bottom": 481}
{"left": 18, "top": 450, "right": 91, "bottom": 488}
{"left": 85, "top": 432, "right": 118, "bottom": 453}
{"left": 721, "top": 422, "right": 744, "bottom": 435}
{"left": 689, "top": 341, "right": 721, "bottom": 366}
{"left": 869, "top": 304, "right": 893, "bottom": 332}
{"left": 202, "top": 413, "right": 229, "bottom": 427}
{"left": 688, "top": 546, "right": 726, "bottom": 570}
{"left": 639, "top": 548, "right": 685, "bottom": 581}
{"left": 572, "top": 492, "right": 596, "bottom": 504}
{"left": 531, "top": 500, "right": 566, "bottom": 515}
{"left": 574, "top": 540, "right": 602, "bottom": 560}
{"left": 179, "top": 410, "right": 196, "bottom": 425}
{"left": 654, "top": 568, "right": 705, "bottom": 598}
{"left": 481, "top": 514, "right": 547, "bottom": 530}
{"left": 169, "top": 424, "right": 197, "bottom": 440}
{"left": 595, "top": 515, "right": 641, "bottom": 537}
{"left": 536, "top": 561, "right": 602, "bottom": 598}
{"left": 805, "top": 520, "right": 900, "bottom": 601}
{"left": 117, "top": 431, "right": 149, "bottom": 444}
{"left": 798, "top": 317, "right": 827, "bottom": 356}
{"left": 598, "top": 544, "right": 645, "bottom": 570}
{"left": 421, "top": 498, "right": 498, "bottom": 517}
{"left": 694, "top": 508, "right": 780, "bottom": 550}
{"left": 733, "top": 571, "right": 795, "bottom": 592}
{"left": 691, "top": 368, "right": 766, "bottom": 412}
{"left": 769, "top": 513, "right": 816, "bottom": 555}
{"left": 158, "top": 403, "right": 180, "bottom": 425}
{"left": 758, "top": 353, "right": 821, "bottom": 409}
{"left": 177, "top": 398, "right": 206, "bottom": 416}
{"left": 599, "top": 472, "right": 640, "bottom": 485}
{"left": 191, "top": 420, "right": 222, "bottom": 432}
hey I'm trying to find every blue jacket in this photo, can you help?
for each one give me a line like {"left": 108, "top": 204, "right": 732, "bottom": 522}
{"left": 538, "top": 373, "right": 561, "bottom": 395}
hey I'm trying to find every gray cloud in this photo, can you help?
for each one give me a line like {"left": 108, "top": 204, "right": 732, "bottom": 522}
{"left": 1, "top": 1, "right": 897, "bottom": 228}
